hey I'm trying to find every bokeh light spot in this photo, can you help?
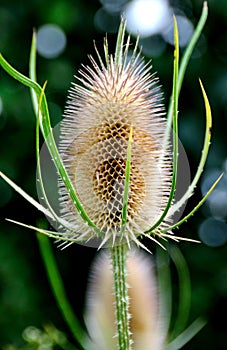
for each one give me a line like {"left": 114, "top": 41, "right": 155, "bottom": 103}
{"left": 224, "top": 158, "right": 227, "bottom": 173}
{"left": 208, "top": 189, "right": 227, "bottom": 219}
{"left": 124, "top": 0, "right": 172, "bottom": 37}
{"left": 139, "top": 35, "right": 166, "bottom": 57}
{"left": 201, "top": 168, "right": 222, "bottom": 197}
{"left": 37, "top": 24, "right": 66, "bottom": 59}
{"left": 163, "top": 15, "right": 194, "bottom": 47}
{"left": 100, "top": 0, "right": 128, "bottom": 13}
{"left": 201, "top": 169, "right": 227, "bottom": 218}
{"left": 199, "top": 217, "right": 227, "bottom": 247}
{"left": 94, "top": 8, "right": 120, "bottom": 33}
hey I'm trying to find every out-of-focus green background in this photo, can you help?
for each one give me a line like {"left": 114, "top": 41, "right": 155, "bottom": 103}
{"left": 0, "top": 0, "right": 227, "bottom": 349}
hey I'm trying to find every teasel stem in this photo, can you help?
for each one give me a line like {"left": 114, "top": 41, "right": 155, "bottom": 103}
{"left": 111, "top": 244, "right": 131, "bottom": 350}
{"left": 111, "top": 126, "right": 132, "bottom": 350}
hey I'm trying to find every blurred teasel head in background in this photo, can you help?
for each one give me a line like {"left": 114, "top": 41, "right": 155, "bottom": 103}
{"left": 84, "top": 249, "right": 164, "bottom": 350}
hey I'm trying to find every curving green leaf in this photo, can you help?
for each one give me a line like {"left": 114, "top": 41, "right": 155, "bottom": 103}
{"left": 169, "top": 79, "right": 212, "bottom": 217}
{"left": 156, "top": 246, "right": 172, "bottom": 342}
{"left": 165, "top": 1, "right": 208, "bottom": 142}
{"left": 166, "top": 317, "right": 206, "bottom": 350}
{"left": 145, "top": 16, "right": 179, "bottom": 234}
{"left": 168, "top": 245, "right": 191, "bottom": 341}
{"left": 37, "top": 231, "right": 92, "bottom": 350}
{"left": 162, "top": 173, "right": 223, "bottom": 232}
{"left": 35, "top": 82, "right": 76, "bottom": 232}
{"left": 0, "top": 171, "right": 53, "bottom": 219}
{"left": 5, "top": 218, "right": 85, "bottom": 244}
{"left": 0, "top": 53, "right": 102, "bottom": 237}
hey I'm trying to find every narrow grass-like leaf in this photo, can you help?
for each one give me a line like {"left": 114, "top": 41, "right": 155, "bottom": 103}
{"left": 169, "top": 79, "right": 212, "bottom": 217}
{"left": 156, "top": 246, "right": 172, "bottom": 342}
{"left": 35, "top": 83, "right": 76, "bottom": 232}
{"left": 30, "top": 34, "right": 76, "bottom": 232}
{"left": 0, "top": 167, "right": 76, "bottom": 234}
{"left": 0, "top": 54, "right": 47, "bottom": 137}
{"left": 0, "top": 54, "right": 39, "bottom": 90}
{"left": 29, "top": 30, "right": 38, "bottom": 113}
{"left": 165, "top": 1, "right": 208, "bottom": 143}
{"left": 166, "top": 317, "right": 206, "bottom": 350}
{"left": 168, "top": 245, "right": 191, "bottom": 341}
{"left": 177, "top": 2, "right": 208, "bottom": 99}
{"left": 36, "top": 232, "right": 92, "bottom": 350}
{"left": 34, "top": 93, "right": 103, "bottom": 237}
{"left": 0, "top": 54, "right": 102, "bottom": 237}
{"left": 163, "top": 173, "right": 223, "bottom": 232}
{"left": 5, "top": 219, "right": 84, "bottom": 243}
{"left": 6, "top": 219, "right": 66, "bottom": 239}
{"left": 145, "top": 16, "right": 179, "bottom": 234}
{"left": 0, "top": 171, "right": 53, "bottom": 219}
{"left": 35, "top": 83, "right": 57, "bottom": 220}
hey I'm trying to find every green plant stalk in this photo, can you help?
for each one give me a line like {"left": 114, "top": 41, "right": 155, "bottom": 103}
{"left": 111, "top": 244, "right": 130, "bottom": 350}
{"left": 110, "top": 121, "right": 132, "bottom": 349}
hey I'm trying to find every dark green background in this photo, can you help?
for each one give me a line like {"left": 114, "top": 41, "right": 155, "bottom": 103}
{"left": 0, "top": 0, "right": 227, "bottom": 349}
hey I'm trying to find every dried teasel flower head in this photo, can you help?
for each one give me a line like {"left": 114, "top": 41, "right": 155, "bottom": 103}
{"left": 0, "top": 4, "right": 217, "bottom": 250}
{"left": 58, "top": 21, "right": 172, "bottom": 248}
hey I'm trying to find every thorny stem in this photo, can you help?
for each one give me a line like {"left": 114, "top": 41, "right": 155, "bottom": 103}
{"left": 111, "top": 244, "right": 131, "bottom": 350}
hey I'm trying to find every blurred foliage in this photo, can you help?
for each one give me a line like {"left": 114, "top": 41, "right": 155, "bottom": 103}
{"left": 0, "top": 0, "right": 227, "bottom": 349}
{"left": 3, "top": 324, "right": 78, "bottom": 350}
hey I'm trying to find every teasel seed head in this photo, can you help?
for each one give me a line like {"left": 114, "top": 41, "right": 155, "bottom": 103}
{"left": 58, "top": 22, "right": 172, "bottom": 248}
